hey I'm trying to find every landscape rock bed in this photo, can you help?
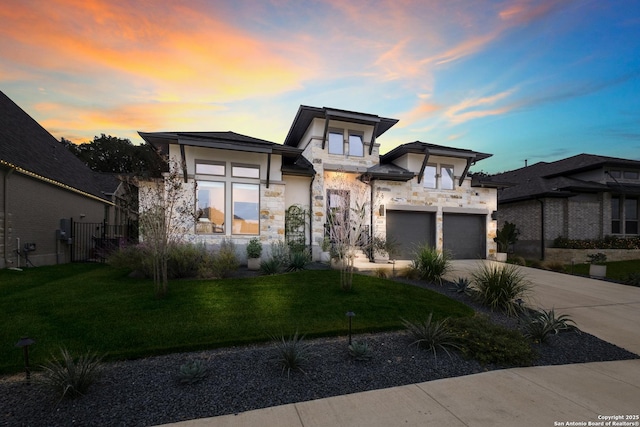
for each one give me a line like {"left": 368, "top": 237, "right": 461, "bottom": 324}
{"left": 1, "top": 266, "right": 637, "bottom": 426}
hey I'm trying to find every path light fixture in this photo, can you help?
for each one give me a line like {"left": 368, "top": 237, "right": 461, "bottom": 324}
{"left": 346, "top": 311, "right": 355, "bottom": 345}
{"left": 15, "top": 337, "right": 35, "bottom": 384}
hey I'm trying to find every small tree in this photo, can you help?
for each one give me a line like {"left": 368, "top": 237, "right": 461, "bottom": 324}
{"left": 138, "top": 157, "right": 195, "bottom": 298}
{"left": 494, "top": 221, "right": 519, "bottom": 253}
{"left": 325, "top": 172, "right": 370, "bottom": 291}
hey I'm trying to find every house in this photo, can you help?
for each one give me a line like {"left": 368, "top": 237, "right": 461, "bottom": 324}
{"left": 0, "top": 91, "right": 115, "bottom": 267}
{"left": 491, "top": 154, "right": 640, "bottom": 259}
{"left": 139, "top": 105, "right": 501, "bottom": 261}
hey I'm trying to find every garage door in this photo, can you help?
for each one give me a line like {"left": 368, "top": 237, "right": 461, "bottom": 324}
{"left": 443, "top": 213, "right": 486, "bottom": 259}
{"left": 386, "top": 210, "right": 435, "bottom": 259}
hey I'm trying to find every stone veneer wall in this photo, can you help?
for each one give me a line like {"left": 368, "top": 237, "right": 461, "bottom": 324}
{"left": 374, "top": 177, "right": 498, "bottom": 258}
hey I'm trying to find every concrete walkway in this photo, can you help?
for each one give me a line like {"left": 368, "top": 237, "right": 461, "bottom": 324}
{"left": 160, "top": 261, "right": 640, "bottom": 427}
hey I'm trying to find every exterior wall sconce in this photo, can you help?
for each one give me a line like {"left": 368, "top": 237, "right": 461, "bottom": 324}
{"left": 15, "top": 337, "right": 35, "bottom": 384}
{"left": 491, "top": 211, "right": 498, "bottom": 220}
{"left": 346, "top": 311, "right": 355, "bottom": 345}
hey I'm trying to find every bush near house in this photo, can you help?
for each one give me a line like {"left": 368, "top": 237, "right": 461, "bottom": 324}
{"left": 553, "top": 236, "right": 640, "bottom": 249}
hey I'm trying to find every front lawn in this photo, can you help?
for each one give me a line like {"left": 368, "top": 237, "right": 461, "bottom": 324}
{"left": 0, "top": 263, "right": 472, "bottom": 374}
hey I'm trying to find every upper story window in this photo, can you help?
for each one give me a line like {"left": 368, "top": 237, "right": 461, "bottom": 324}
{"left": 196, "top": 161, "right": 225, "bottom": 176}
{"left": 624, "top": 171, "right": 639, "bottom": 180}
{"left": 328, "top": 131, "right": 344, "bottom": 155}
{"left": 423, "top": 165, "right": 437, "bottom": 189}
{"left": 441, "top": 166, "right": 455, "bottom": 190}
{"left": 232, "top": 164, "right": 260, "bottom": 179}
{"left": 348, "top": 134, "right": 364, "bottom": 157}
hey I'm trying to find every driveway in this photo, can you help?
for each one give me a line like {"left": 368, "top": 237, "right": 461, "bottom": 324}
{"left": 448, "top": 260, "right": 640, "bottom": 354}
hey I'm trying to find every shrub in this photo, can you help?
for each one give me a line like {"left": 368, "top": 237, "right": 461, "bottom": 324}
{"left": 587, "top": 252, "right": 607, "bottom": 265}
{"left": 520, "top": 308, "right": 579, "bottom": 344}
{"left": 451, "top": 315, "right": 535, "bottom": 366}
{"left": 270, "top": 331, "right": 313, "bottom": 377}
{"left": 624, "top": 272, "right": 640, "bottom": 287}
{"left": 494, "top": 221, "right": 519, "bottom": 252}
{"left": 246, "top": 238, "right": 262, "bottom": 259}
{"left": 411, "top": 245, "right": 451, "bottom": 285}
{"left": 402, "top": 313, "right": 460, "bottom": 358}
{"left": 374, "top": 268, "right": 388, "bottom": 279}
{"left": 348, "top": 341, "right": 373, "bottom": 361}
{"left": 509, "top": 256, "right": 526, "bottom": 266}
{"left": 38, "top": 348, "right": 103, "bottom": 399}
{"left": 108, "top": 244, "right": 152, "bottom": 276}
{"left": 449, "top": 277, "right": 472, "bottom": 295}
{"left": 167, "top": 243, "right": 205, "bottom": 279}
{"left": 177, "top": 360, "right": 208, "bottom": 385}
{"left": 260, "top": 257, "right": 283, "bottom": 275}
{"left": 471, "top": 263, "right": 531, "bottom": 316}
{"left": 543, "top": 261, "right": 566, "bottom": 273}
{"left": 553, "top": 235, "right": 640, "bottom": 249}
{"left": 288, "top": 249, "right": 311, "bottom": 272}
{"left": 528, "top": 259, "right": 544, "bottom": 269}
{"left": 397, "top": 265, "right": 421, "bottom": 280}
{"left": 197, "top": 240, "right": 239, "bottom": 279}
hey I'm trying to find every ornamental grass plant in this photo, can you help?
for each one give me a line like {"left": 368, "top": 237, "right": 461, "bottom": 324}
{"left": 471, "top": 263, "right": 532, "bottom": 316}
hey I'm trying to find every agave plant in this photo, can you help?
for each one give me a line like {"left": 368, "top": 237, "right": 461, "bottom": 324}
{"left": 449, "top": 277, "right": 472, "bottom": 295}
{"left": 348, "top": 340, "right": 373, "bottom": 361}
{"left": 521, "top": 308, "right": 579, "bottom": 343}
{"left": 178, "top": 360, "right": 208, "bottom": 385}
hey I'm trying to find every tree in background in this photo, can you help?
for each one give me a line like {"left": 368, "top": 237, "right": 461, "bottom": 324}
{"left": 60, "top": 134, "right": 165, "bottom": 177}
{"left": 138, "top": 157, "right": 195, "bottom": 298}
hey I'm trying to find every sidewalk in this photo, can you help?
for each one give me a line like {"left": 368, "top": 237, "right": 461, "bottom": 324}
{"left": 160, "top": 261, "right": 640, "bottom": 427}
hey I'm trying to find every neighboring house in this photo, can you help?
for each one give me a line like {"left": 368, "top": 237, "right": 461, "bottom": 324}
{"left": 0, "top": 91, "right": 114, "bottom": 268}
{"left": 491, "top": 154, "right": 640, "bottom": 259}
{"left": 139, "top": 105, "right": 500, "bottom": 261}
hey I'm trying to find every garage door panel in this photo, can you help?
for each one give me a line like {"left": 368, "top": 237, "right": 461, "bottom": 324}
{"left": 443, "top": 214, "right": 485, "bottom": 259}
{"left": 386, "top": 211, "right": 435, "bottom": 259}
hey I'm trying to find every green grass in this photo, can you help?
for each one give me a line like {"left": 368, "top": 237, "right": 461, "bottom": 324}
{"left": 565, "top": 259, "right": 640, "bottom": 281}
{"left": 0, "top": 263, "right": 473, "bottom": 374}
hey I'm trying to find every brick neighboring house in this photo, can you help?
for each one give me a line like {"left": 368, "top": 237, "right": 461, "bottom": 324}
{"left": 139, "top": 105, "right": 502, "bottom": 262}
{"left": 0, "top": 91, "right": 116, "bottom": 268}
{"left": 491, "top": 154, "right": 640, "bottom": 259}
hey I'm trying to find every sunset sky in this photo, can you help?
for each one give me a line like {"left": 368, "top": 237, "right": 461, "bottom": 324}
{"left": 1, "top": 0, "right": 639, "bottom": 173}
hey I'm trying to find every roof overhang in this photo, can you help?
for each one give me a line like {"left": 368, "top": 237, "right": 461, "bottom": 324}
{"left": 283, "top": 105, "right": 398, "bottom": 148}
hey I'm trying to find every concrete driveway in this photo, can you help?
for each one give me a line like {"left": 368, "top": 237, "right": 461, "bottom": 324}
{"left": 448, "top": 260, "right": 640, "bottom": 354}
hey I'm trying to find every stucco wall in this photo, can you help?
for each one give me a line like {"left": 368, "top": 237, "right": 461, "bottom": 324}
{"left": 2, "top": 172, "right": 107, "bottom": 268}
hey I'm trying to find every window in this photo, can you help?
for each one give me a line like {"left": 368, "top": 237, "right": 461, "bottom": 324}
{"left": 196, "top": 181, "right": 225, "bottom": 234}
{"left": 232, "top": 165, "right": 259, "bottom": 178}
{"left": 328, "top": 131, "right": 343, "bottom": 155}
{"left": 609, "top": 170, "right": 621, "bottom": 179}
{"left": 232, "top": 183, "right": 259, "bottom": 235}
{"left": 423, "top": 165, "right": 437, "bottom": 188}
{"left": 196, "top": 162, "right": 225, "bottom": 176}
{"left": 625, "top": 198, "right": 638, "bottom": 235}
{"left": 327, "top": 189, "right": 350, "bottom": 226}
{"left": 624, "top": 171, "right": 639, "bottom": 180}
{"left": 612, "top": 197, "right": 621, "bottom": 234}
{"left": 441, "top": 166, "right": 454, "bottom": 190}
{"left": 348, "top": 134, "right": 364, "bottom": 157}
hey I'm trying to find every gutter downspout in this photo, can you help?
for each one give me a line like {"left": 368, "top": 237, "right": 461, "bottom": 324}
{"left": 369, "top": 177, "right": 374, "bottom": 262}
{"left": 309, "top": 173, "right": 315, "bottom": 257}
{"left": 537, "top": 198, "right": 545, "bottom": 260}
{"left": 3, "top": 167, "right": 13, "bottom": 267}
